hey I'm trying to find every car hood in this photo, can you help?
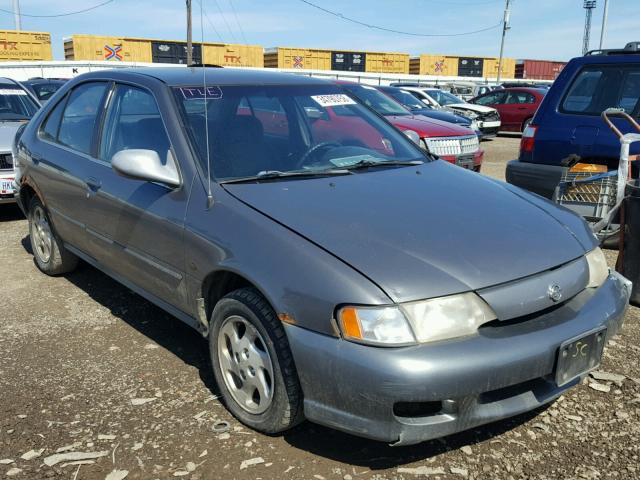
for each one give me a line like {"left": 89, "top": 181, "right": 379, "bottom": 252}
{"left": 224, "top": 161, "right": 592, "bottom": 303}
{"left": 447, "top": 103, "right": 496, "bottom": 114}
{"left": 385, "top": 114, "right": 474, "bottom": 138}
{"left": 0, "top": 121, "right": 25, "bottom": 150}
{"left": 412, "top": 109, "right": 470, "bottom": 125}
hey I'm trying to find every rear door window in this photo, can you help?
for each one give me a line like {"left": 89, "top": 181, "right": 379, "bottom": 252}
{"left": 57, "top": 82, "right": 108, "bottom": 155}
{"left": 505, "top": 91, "right": 535, "bottom": 104}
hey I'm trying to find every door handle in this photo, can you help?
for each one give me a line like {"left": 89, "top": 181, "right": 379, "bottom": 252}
{"left": 85, "top": 177, "right": 101, "bottom": 197}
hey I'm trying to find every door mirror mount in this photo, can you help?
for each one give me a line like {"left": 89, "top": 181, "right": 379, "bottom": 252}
{"left": 111, "top": 149, "right": 180, "bottom": 188}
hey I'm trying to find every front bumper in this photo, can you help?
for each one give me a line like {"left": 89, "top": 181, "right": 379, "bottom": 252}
{"left": 441, "top": 149, "right": 483, "bottom": 172}
{"left": 286, "top": 272, "right": 630, "bottom": 445}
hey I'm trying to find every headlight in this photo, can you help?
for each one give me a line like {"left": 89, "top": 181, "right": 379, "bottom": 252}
{"left": 337, "top": 293, "right": 497, "bottom": 346}
{"left": 338, "top": 306, "right": 415, "bottom": 346}
{"left": 401, "top": 293, "right": 496, "bottom": 343}
{"left": 469, "top": 120, "right": 480, "bottom": 131}
{"left": 586, "top": 247, "right": 609, "bottom": 288}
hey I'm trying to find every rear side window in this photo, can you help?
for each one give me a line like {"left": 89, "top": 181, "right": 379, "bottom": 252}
{"left": 562, "top": 65, "right": 640, "bottom": 116}
{"left": 57, "top": 82, "right": 108, "bottom": 155}
{"left": 40, "top": 96, "right": 67, "bottom": 141}
{"left": 99, "top": 85, "right": 172, "bottom": 164}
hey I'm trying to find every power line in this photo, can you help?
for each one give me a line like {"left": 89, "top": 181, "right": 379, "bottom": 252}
{"left": 297, "top": 0, "right": 503, "bottom": 37}
{"left": 194, "top": 0, "right": 224, "bottom": 42}
{"left": 227, "top": 0, "right": 248, "bottom": 44}
{"left": 211, "top": 0, "right": 239, "bottom": 42}
{"left": 0, "top": 0, "right": 113, "bottom": 18}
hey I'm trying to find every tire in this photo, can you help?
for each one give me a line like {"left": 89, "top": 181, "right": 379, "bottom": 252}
{"left": 28, "top": 197, "right": 78, "bottom": 275}
{"left": 209, "top": 288, "right": 304, "bottom": 434}
{"left": 597, "top": 226, "right": 620, "bottom": 250}
{"left": 522, "top": 117, "right": 532, "bottom": 132}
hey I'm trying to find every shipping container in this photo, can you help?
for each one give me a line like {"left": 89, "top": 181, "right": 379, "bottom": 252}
{"left": 515, "top": 59, "right": 566, "bottom": 80}
{"left": 482, "top": 57, "right": 516, "bottom": 79}
{"left": 410, "top": 54, "right": 515, "bottom": 78}
{"left": 0, "top": 30, "right": 52, "bottom": 62}
{"left": 64, "top": 34, "right": 263, "bottom": 67}
{"left": 410, "top": 55, "right": 459, "bottom": 76}
{"left": 265, "top": 47, "right": 409, "bottom": 74}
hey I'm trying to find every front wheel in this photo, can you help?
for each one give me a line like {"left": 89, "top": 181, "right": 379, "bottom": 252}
{"left": 28, "top": 197, "right": 78, "bottom": 275}
{"left": 209, "top": 288, "right": 304, "bottom": 434}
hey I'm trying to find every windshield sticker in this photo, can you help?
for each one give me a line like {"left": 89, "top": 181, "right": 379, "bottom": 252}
{"left": 178, "top": 86, "right": 223, "bottom": 100}
{"left": 311, "top": 94, "right": 357, "bottom": 107}
{"left": 0, "top": 89, "right": 27, "bottom": 96}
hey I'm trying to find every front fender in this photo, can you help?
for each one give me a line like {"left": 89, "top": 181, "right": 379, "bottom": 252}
{"left": 184, "top": 183, "right": 392, "bottom": 337}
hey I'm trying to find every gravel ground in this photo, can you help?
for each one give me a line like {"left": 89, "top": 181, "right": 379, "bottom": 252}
{"left": 1, "top": 135, "right": 639, "bottom": 480}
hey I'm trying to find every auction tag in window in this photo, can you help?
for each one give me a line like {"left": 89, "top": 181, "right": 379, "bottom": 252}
{"left": 178, "top": 86, "right": 223, "bottom": 100}
{"left": 311, "top": 94, "right": 357, "bottom": 107}
{"left": 0, "top": 89, "right": 27, "bottom": 96}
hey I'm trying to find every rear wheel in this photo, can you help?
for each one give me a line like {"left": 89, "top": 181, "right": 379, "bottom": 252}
{"left": 209, "top": 288, "right": 304, "bottom": 434}
{"left": 28, "top": 197, "right": 78, "bottom": 275}
{"left": 522, "top": 117, "right": 533, "bottom": 132}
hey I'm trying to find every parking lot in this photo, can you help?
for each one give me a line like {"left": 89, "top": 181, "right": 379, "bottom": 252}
{"left": 1, "top": 135, "right": 639, "bottom": 480}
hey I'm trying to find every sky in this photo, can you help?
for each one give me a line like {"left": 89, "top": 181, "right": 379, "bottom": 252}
{"left": 1, "top": 0, "right": 638, "bottom": 62}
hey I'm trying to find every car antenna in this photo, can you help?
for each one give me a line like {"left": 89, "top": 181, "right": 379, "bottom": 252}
{"left": 199, "top": 0, "right": 214, "bottom": 209}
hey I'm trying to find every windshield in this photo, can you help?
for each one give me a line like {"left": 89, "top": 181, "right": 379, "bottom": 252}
{"left": 0, "top": 85, "right": 39, "bottom": 120}
{"left": 30, "top": 82, "right": 63, "bottom": 102}
{"left": 340, "top": 84, "right": 410, "bottom": 116}
{"left": 173, "top": 84, "right": 425, "bottom": 181}
{"left": 428, "top": 90, "right": 464, "bottom": 106}
{"left": 384, "top": 88, "right": 430, "bottom": 110}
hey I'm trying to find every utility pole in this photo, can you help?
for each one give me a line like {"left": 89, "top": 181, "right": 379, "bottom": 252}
{"left": 599, "top": 0, "right": 609, "bottom": 49}
{"left": 12, "top": 0, "right": 21, "bottom": 31}
{"left": 186, "top": 0, "right": 193, "bottom": 65}
{"left": 496, "top": 0, "right": 511, "bottom": 85}
{"left": 582, "top": 0, "right": 597, "bottom": 55}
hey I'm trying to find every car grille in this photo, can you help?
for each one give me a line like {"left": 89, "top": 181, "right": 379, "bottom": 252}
{"left": 481, "top": 111, "right": 500, "bottom": 122}
{"left": 0, "top": 152, "right": 12, "bottom": 170}
{"left": 424, "top": 135, "right": 479, "bottom": 157}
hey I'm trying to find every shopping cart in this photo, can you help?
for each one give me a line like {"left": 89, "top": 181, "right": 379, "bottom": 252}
{"left": 554, "top": 108, "right": 640, "bottom": 240}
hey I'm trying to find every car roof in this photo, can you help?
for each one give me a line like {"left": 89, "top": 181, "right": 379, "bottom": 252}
{"left": 92, "top": 67, "right": 331, "bottom": 86}
{"left": 502, "top": 87, "right": 547, "bottom": 94}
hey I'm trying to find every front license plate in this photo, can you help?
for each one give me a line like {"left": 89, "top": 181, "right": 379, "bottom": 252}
{"left": 556, "top": 327, "right": 607, "bottom": 386}
{"left": 1, "top": 180, "right": 13, "bottom": 193}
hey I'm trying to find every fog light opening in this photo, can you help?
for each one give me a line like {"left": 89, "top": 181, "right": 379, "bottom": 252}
{"left": 393, "top": 401, "right": 443, "bottom": 418}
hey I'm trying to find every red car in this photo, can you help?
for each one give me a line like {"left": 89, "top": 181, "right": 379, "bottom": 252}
{"left": 339, "top": 82, "right": 483, "bottom": 171}
{"left": 470, "top": 87, "right": 546, "bottom": 133}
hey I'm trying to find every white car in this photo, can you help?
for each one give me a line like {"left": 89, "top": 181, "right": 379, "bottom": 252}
{"left": 0, "top": 78, "right": 40, "bottom": 205}
{"left": 399, "top": 86, "right": 501, "bottom": 138}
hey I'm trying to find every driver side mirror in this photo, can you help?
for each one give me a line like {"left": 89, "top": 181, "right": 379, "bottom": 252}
{"left": 111, "top": 149, "right": 180, "bottom": 188}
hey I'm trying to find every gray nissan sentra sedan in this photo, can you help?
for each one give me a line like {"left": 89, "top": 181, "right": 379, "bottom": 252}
{"left": 14, "top": 68, "right": 631, "bottom": 446}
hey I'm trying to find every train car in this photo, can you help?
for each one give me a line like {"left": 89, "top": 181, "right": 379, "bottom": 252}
{"left": 264, "top": 47, "right": 409, "bottom": 74}
{"left": 515, "top": 59, "right": 566, "bottom": 80}
{"left": 0, "top": 30, "right": 52, "bottom": 62}
{"left": 64, "top": 34, "right": 263, "bottom": 67}
{"left": 410, "top": 54, "right": 515, "bottom": 79}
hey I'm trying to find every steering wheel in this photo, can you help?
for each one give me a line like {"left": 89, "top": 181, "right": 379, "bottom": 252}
{"left": 296, "top": 141, "right": 342, "bottom": 168}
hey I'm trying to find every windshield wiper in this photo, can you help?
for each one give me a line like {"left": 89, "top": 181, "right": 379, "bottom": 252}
{"left": 343, "top": 159, "right": 424, "bottom": 171}
{"left": 220, "top": 168, "right": 351, "bottom": 184}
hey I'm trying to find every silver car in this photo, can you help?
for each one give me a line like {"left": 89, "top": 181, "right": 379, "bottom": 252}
{"left": 14, "top": 68, "right": 631, "bottom": 446}
{"left": 0, "top": 77, "right": 40, "bottom": 205}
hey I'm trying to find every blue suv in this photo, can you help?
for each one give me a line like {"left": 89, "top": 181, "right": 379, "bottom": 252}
{"left": 507, "top": 42, "right": 640, "bottom": 199}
